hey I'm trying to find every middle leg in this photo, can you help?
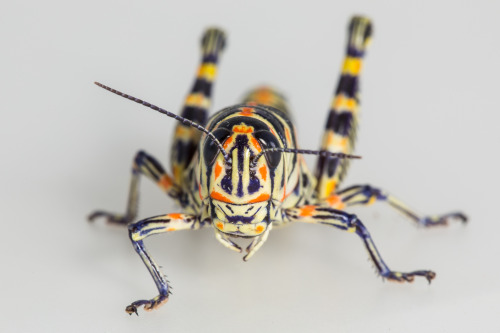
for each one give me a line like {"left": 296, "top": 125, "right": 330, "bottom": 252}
{"left": 321, "top": 184, "right": 467, "bottom": 227}
{"left": 89, "top": 150, "right": 181, "bottom": 225}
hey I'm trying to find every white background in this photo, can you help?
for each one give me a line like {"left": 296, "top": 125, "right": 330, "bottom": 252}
{"left": 2, "top": 0, "right": 499, "bottom": 332}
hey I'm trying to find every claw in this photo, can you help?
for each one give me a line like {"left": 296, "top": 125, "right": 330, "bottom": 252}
{"left": 425, "top": 271, "right": 436, "bottom": 284}
{"left": 88, "top": 210, "right": 130, "bottom": 225}
{"left": 420, "top": 211, "right": 468, "bottom": 227}
{"left": 384, "top": 270, "right": 436, "bottom": 284}
{"left": 87, "top": 211, "right": 104, "bottom": 222}
{"left": 125, "top": 295, "right": 169, "bottom": 314}
{"left": 451, "top": 212, "right": 468, "bottom": 224}
{"left": 125, "top": 304, "right": 138, "bottom": 316}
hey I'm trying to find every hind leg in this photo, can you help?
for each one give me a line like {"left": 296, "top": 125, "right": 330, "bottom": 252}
{"left": 315, "top": 16, "right": 372, "bottom": 199}
{"left": 170, "top": 28, "right": 226, "bottom": 187}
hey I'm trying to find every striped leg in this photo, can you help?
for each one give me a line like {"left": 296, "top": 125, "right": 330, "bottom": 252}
{"left": 170, "top": 28, "right": 226, "bottom": 188}
{"left": 285, "top": 205, "right": 436, "bottom": 283}
{"left": 323, "top": 185, "right": 467, "bottom": 227}
{"left": 89, "top": 150, "right": 180, "bottom": 225}
{"left": 315, "top": 16, "right": 372, "bottom": 199}
{"left": 126, "top": 213, "right": 207, "bottom": 314}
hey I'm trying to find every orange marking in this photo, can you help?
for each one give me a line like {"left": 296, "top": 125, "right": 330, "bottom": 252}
{"left": 255, "top": 225, "right": 265, "bottom": 233}
{"left": 270, "top": 128, "right": 277, "bottom": 136}
{"left": 282, "top": 190, "right": 292, "bottom": 202}
{"left": 169, "top": 213, "right": 183, "bottom": 220}
{"left": 339, "top": 137, "right": 348, "bottom": 149}
{"left": 143, "top": 297, "right": 169, "bottom": 311}
{"left": 254, "top": 88, "right": 273, "bottom": 105}
{"left": 281, "top": 181, "right": 287, "bottom": 202}
{"left": 285, "top": 127, "right": 292, "bottom": 144}
{"left": 326, "top": 195, "right": 345, "bottom": 209}
{"left": 166, "top": 228, "right": 176, "bottom": 232}
{"left": 223, "top": 136, "right": 233, "bottom": 149}
{"left": 326, "top": 132, "right": 335, "bottom": 146}
{"left": 214, "top": 162, "right": 222, "bottom": 179}
{"left": 233, "top": 124, "right": 253, "bottom": 133}
{"left": 185, "top": 93, "right": 206, "bottom": 107}
{"left": 248, "top": 193, "right": 270, "bottom": 203}
{"left": 259, "top": 165, "right": 267, "bottom": 181}
{"left": 239, "top": 107, "right": 254, "bottom": 116}
{"left": 175, "top": 126, "right": 191, "bottom": 136}
{"left": 198, "top": 186, "right": 203, "bottom": 200}
{"left": 327, "top": 133, "right": 348, "bottom": 149}
{"left": 158, "top": 175, "right": 172, "bottom": 190}
{"left": 299, "top": 205, "right": 316, "bottom": 217}
{"left": 250, "top": 136, "right": 262, "bottom": 152}
{"left": 333, "top": 95, "right": 356, "bottom": 110}
{"left": 210, "top": 191, "right": 233, "bottom": 203}
{"left": 216, "top": 222, "right": 224, "bottom": 230}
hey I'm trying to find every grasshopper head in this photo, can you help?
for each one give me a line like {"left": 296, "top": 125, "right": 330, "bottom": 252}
{"left": 199, "top": 109, "right": 286, "bottom": 237}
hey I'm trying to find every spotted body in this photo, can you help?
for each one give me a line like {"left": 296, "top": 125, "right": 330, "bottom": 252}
{"left": 90, "top": 16, "right": 467, "bottom": 315}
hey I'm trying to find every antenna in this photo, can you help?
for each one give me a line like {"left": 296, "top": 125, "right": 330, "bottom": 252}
{"left": 252, "top": 147, "right": 361, "bottom": 167}
{"left": 94, "top": 82, "right": 230, "bottom": 162}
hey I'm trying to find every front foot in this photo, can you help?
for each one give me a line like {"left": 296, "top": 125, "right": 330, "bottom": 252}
{"left": 420, "top": 212, "right": 468, "bottom": 227}
{"left": 125, "top": 294, "right": 169, "bottom": 315}
{"left": 88, "top": 210, "right": 131, "bottom": 225}
{"left": 383, "top": 270, "right": 436, "bottom": 284}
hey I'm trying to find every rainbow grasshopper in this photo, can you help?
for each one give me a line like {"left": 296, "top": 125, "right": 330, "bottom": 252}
{"left": 90, "top": 16, "right": 467, "bottom": 315}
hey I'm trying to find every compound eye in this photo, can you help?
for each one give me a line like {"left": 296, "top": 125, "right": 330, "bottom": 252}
{"left": 254, "top": 131, "right": 282, "bottom": 169}
{"left": 203, "top": 128, "right": 231, "bottom": 166}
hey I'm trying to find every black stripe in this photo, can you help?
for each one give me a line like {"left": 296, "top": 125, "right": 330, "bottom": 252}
{"left": 325, "top": 111, "right": 354, "bottom": 135}
{"left": 216, "top": 116, "right": 271, "bottom": 133}
{"left": 206, "top": 105, "right": 241, "bottom": 131}
{"left": 173, "top": 140, "right": 197, "bottom": 165}
{"left": 346, "top": 47, "right": 365, "bottom": 57}
{"left": 253, "top": 108, "right": 288, "bottom": 146}
{"left": 326, "top": 158, "right": 340, "bottom": 178}
{"left": 335, "top": 75, "right": 358, "bottom": 98}
{"left": 180, "top": 106, "right": 209, "bottom": 125}
{"left": 236, "top": 135, "right": 248, "bottom": 197}
{"left": 202, "top": 54, "right": 219, "bottom": 63}
{"left": 135, "top": 151, "right": 165, "bottom": 180}
{"left": 191, "top": 78, "right": 213, "bottom": 96}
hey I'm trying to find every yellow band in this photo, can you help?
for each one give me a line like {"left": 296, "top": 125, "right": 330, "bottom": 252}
{"left": 197, "top": 63, "right": 217, "bottom": 81}
{"left": 342, "top": 57, "right": 362, "bottom": 75}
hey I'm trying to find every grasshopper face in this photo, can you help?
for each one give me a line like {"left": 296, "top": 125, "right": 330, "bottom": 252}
{"left": 200, "top": 112, "right": 286, "bottom": 237}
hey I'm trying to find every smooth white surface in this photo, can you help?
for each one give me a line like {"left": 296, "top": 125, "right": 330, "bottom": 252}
{"left": 2, "top": 0, "right": 499, "bottom": 332}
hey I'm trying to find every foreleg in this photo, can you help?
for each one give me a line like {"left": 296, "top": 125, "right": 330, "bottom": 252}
{"left": 125, "top": 213, "right": 208, "bottom": 314}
